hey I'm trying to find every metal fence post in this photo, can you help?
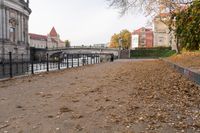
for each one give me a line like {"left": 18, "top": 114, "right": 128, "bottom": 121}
{"left": 94, "top": 54, "right": 96, "bottom": 64}
{"left": 97, "top": 54, "right": 99, "bottom": 63}
{"left": 93, "top": 55, "right": 95, "bottom": 64}
{"left": 22, "top": 54, "right": 24, "bottom": 73}
{"left": 72, "top": 54, "right": 74, "bottom": 67}
{"left": 58, "top": 56, "right": 60, "bottom": 70}
{"left": 67, "top": 54, "right": 69, "bottom": 68}
{"left": 90, "top": 55, "right": 92, "bottom": 64}
{"left": 2, "top": 60, "right": 5, "bottom": 76}
{"left": 9, "top": 52, "right": 13, "bottom": 78}
{"left": 77, "top": 54, "right": 79, "bottom": 67}
{"left": 96, "top": 54, "right": 98, "bottom": 64}
{"left": 83, "top": 54, "right": 85, "bottom": 66}
{"left": 87, "top": 54, "right": 88, "bottom": 65}
{"left": 31, "top": 59, "right": 34, "bottom": 74}
{"left": 16, "top": 55, "right": 19, "bottom": 74}
{"left": 46, "top": 53, "right": 49, "bottom": 72}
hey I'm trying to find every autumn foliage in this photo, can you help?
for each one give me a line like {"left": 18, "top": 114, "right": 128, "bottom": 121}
{"left": 171, "top": 0, "right": 200, "bottom": 50}
{"left": 109, "top": 29, "right": 131, "bottom": 49}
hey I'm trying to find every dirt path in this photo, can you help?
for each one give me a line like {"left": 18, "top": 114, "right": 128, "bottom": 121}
{"left": 0, "top": 60, "right": 200, "bottom": 133}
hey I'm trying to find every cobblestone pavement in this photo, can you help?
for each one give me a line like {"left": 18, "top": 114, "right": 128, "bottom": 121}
{"left": 0, "top": 60, "right": 200, "bottom": 133}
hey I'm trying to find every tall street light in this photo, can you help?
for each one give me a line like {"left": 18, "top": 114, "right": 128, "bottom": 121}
{"left": 118, "top": 36, "right": 123, "bottom": 59}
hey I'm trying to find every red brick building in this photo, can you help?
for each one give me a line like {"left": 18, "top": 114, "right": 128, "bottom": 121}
{"left": 132, "top": 27, "right": 153, "bottom": 48}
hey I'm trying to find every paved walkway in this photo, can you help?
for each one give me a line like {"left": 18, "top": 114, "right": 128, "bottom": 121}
{"left": 0, "top": 60, "right": 200, "bottom": 133}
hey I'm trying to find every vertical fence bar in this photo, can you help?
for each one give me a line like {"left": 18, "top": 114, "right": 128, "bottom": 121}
{"left": 99, "top": 55, "right": 100, "bottom": 63}
{"left": 91, "top": 54, "right": 92, "bottom": 64}
{"left": 82, "top": 54, "right": 85, "bottom": 66}
{"left": 31, "top": 59, "right": 34, "bottom": 74}
{"left": 84, "top": 54, "right": 85, "bottom": 65}
{"left": 27, "top": 55, "right": 29, "bottom": 73}
{"left": 16, "top": 55, "right": 18, "bottom": 74}
{"left": 93, "top": 54, "right": 95, "bottom": 64}
{"left": 72, "top": 54, "right": 74, "bottom": 68}
{"left": 58, "top": 56, "right": 60, "bottom": 70}
{"left": 87, "top": 54, "right": 88, "bottom": 65}
{"left": 94, "top": 54, "right": 96, "bottom": 64}
{"left": 67, "top": 54, "right": 69, "bottom": 68}
{"left": 93, "top": 55, "right": 95, "bottom": 64}
{"left": 97, "top": 54, "right": 99, "bottom": 63}
{"left": 22, "top": 54, "right": 24, "bottom": 73}
{"left": 9, "top": 52, "right": 13, "bottom": 78}
{"left": 96, "top": 54, "right": 98, "bottom": 64}
{"left": 77, "top": 54, "right": 79, "bottom": 67}
{"left": 2, "top": 61, "right": 5, "bottom": 76}
{"left": 100, "top": 55, "right": 102, "bottom": 63}
{"left": 46, "top": 53, "right": 49, "bottom": 72}
{"left": 2, "top": 58, "right": 5, "bottom": 76}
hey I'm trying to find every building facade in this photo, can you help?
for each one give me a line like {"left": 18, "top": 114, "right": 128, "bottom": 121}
{"left": 29, "top": 27, "right": 65, "bottom": 49}
{"left": 153, "top": 13, "right": 170, "bottom": 47}
{"left": 0, "top": 0, "right": 31, "bottom": 60}
{"left": 132, "top": 27, "right": 153, "bottom": 48}
{"left": 153, "top": 13, "right": 177, "bottom": 50}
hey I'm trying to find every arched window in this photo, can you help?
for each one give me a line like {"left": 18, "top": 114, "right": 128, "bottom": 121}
{"left": 9, "top": 18, "right": 17, "bottom": 42}
{"left": 9, "top": 27, "right": 15, "bottom": 42}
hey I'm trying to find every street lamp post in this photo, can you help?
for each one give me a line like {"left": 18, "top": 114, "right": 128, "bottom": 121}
{"left": 118, "top": 36, "right": 123, "bottom": 59}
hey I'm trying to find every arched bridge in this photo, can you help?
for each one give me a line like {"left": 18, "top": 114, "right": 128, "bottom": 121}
{"left": 30, "top": 47, "right": 119, "bottom": 61}
{"left": 47, "top": 47, "right": 119, "bottom": 57}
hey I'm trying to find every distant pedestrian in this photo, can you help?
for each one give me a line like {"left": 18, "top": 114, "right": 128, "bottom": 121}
{"left": 111, "top": 54, "right": 114, "bottom": 62}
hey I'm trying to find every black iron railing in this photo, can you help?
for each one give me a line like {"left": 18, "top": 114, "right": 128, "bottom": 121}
{"left": 0, "top": 52, "right": 114, "bottom": 79}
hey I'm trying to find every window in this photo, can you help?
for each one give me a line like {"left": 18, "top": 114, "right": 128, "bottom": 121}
{"left": 159, "top": 37, "right": 165, "bottom": 43}
{"left": 9, "top": 18, "right": 17, "bottom": 42}
{"left": 9, "top": 27, "right": 16, "bottom": 42}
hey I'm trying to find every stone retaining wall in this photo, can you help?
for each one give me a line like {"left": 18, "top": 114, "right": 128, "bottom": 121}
{"left": 163, "top": 59, "right": 200, "bottom": 85}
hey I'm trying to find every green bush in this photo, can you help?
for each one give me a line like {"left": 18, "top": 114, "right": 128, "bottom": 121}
{"left": 130, "top": 49, "right": 176, "bottom": 58}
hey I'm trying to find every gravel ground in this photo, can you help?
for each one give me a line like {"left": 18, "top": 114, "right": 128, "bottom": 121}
{"left": 0, "top": 60, "right": 200, "bottom": 133}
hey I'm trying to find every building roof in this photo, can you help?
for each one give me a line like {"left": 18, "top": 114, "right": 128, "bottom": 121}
{"left": 49, "top": 27, "right": 58, "bottom": 37}
{"left": 29, "top": 33, "right": 47, "bottom": 40}
{"left": 132, "top": 27, "right": 152, "bottom": 35}
{"left": 29, "top": 27, "right": 65, "bottom": 45}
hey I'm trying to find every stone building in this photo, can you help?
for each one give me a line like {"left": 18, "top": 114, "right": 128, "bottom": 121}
{"left": 132, "top": 27, "right": 153, "bottom": 48}
{"left": 0, "top": 0, "right": 31, "bottom": 60}
{"left": 29, "top": 27, "right": 65, "bottom": 49}
{"left": 153, "top": 13, "right": 176, "bottom": 50}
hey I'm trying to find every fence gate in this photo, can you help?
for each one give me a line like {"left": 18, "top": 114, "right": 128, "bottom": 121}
{"left": 119, "top": 50, "right": 130, "bottom": 59}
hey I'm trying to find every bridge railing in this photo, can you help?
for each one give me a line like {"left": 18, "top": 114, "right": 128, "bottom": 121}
{"left": 46, "top": 46, "right": 118, "bottom": 51}
{"left": 0, "top": 52, "right": 114, "bottom": 80}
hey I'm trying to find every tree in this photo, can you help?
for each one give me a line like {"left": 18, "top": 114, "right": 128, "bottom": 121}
{"left": 108, "top": 0, "right": 193, "bottom": 16}
{"left": 120, "top": 30, "right": 132, "bottom": 49}
{"left": 108, "top": 0, "right": 195, "bottom": 52}
{"left": 109, "top": 29, "right": 131, "bottom": 49}
{"left": 65, "top": 40, "right": 70, "bottom": 47}
{"left": 172, "top": 0, "right": 200, "bottom": 50}
{"left": 109, "top": 34, "right": 119, "bottom": 48}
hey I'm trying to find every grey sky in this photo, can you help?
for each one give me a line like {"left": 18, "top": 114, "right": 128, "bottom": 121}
{"left": 29, "top": 0, "right": 147, "bottom": 46}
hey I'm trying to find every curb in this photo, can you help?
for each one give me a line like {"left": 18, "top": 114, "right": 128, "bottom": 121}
{"left": 162, "top": 59, "right": 200, "bottom": 85}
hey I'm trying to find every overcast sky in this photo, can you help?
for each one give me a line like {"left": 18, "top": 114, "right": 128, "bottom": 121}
{"left": 29, "top": 0, "right": 147, "bottom": 46}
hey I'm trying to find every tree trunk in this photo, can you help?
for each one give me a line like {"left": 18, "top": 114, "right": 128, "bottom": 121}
{"left": 176, "top": 36, "right": 180, "bottom": 54}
